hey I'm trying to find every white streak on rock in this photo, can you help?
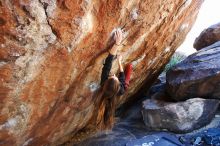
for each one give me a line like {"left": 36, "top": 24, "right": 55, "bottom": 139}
{"left": 181, "top": 23, "right": 189, "bottom": 30}
{"left": 130, "top": 8, "right": 138, "bottom": 20}
{"left": 89, "top": 82, "right": 100, "bottom": 92}
{"left": 175, "top": 0, "right": 192, "bottom": 18}
{"left": 62, "top": 107, "right": 71, "bottom": 116}
{"left": 148, "top": 58, "right": 157, "bottom": 66}
{"left": 128, "top": 32, "right": 148, "bottom": 54}
{"left": 67, "top": 47, "right": 71, "bottom": 53}
{"left": 0, "top": 117, "right": 18, "bottom": 130}
{"left": 70, "top": 11, "right": 94, "bottom": 51}
{"left": 164, "top": 46, "right": 171, "bottom": 53}
{"left": 1, "top": 44, "right": 5, "bottom": 47}
{"left": 0, "top": 61, "right": 6, "bottom": 67}
{"left": 131, "top": 54, "right": 146, "bottom": 67}
{"left": 6, "top": 118, "right": 17, "bottom": 128}
{"left": 11, "top": 52, "right": 21, "bottom": 57}
{"left": 22, "top": 138, "right": 33, "bottom": 146}
{"left": 19, "top": 104, "right": 30, "bottom": 124}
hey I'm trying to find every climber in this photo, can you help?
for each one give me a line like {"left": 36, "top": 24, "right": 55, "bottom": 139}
{"left": 96, "top": 28, "right": 132, "bottom": 130}
{"left": 101, "top": 29, "right": 132, "bottom": 92}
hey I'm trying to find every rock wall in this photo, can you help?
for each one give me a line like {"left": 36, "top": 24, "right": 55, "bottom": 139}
{"left": 0, "top": 0, "right": 203, "bottom": 145}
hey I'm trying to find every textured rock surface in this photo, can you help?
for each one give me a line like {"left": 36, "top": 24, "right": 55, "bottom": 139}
{"left": 166, "top": 41, "right": 220, "bottom": 101}
{"left": 194, "top": 23, "right": 220, "bottom": 50}
{"left": 142, "top": 98, "right": 219, "bottom": 133}
{"left": 0, "top": 0, "right": 203, "bottom": 145}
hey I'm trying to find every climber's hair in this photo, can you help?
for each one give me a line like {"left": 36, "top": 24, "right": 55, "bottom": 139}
{"left": 102, "top": 77, "right": 120, "bottom": 98}
{"left": 95, "top": 77, "right": 120, "bottom": 130}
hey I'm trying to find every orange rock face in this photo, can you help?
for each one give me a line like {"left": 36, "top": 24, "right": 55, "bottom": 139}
{"left": 0, "top": 0, "right": 203, "bottom": 145}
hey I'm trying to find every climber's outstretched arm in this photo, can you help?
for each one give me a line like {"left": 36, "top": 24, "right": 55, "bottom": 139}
{"left": 101, "top": 29, "right": 123, "bottom": 85}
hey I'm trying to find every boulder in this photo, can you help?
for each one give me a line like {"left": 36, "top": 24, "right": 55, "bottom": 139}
{"left": 142, "top": 98, "right": 220, "bottom": 133}
{"left": 166, "top": 41, "right": 220, "bottom": 101}
{"left": 194, "top": 23, "right": 220, "bottom": 51}
{"left": 0, "top": 0, "right": 204, "bottom": 145}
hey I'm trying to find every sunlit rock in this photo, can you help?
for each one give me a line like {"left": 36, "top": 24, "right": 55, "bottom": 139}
{"left": 0, "top": 0, "right": 203, "bottom": 145}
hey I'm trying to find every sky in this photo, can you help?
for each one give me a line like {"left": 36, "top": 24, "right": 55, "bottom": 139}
{"left": 177, "top": 0, "right": 220, "bottom": 55}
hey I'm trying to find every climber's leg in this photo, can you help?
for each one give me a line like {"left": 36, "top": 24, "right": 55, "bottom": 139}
{"left": 124, "top": 63, "right": 132, "bottom": 90}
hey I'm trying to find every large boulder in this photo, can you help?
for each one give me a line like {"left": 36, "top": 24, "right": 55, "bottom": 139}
{"left": 142, "top": 98, "right": 219, "bottom": 133}
{"left": 0, "top": 0, "right": 204, "bottom": 145}
{"left": 194, "top": 23, "right": 220, "bottom": 51}
{"left": 166, "top": 41, "right": 220, "bottom": 101}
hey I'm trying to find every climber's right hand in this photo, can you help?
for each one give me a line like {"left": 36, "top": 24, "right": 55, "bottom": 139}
{"left": 114, "top": 29, "right": 123, "bottom": 45}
